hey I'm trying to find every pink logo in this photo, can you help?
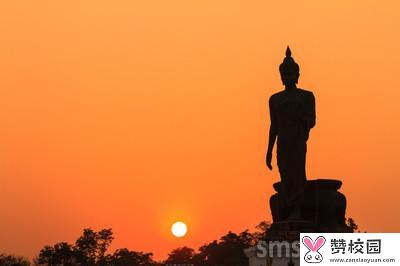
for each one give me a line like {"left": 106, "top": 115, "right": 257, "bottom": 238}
{"left": 302, "top": 236, "right": 326, "bottom": 263}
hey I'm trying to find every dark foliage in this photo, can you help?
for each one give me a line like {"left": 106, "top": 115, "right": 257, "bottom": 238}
{"left": 0, "top": 254, "right": 30, "bottom": 266}
{"left": 37, "top": 228, "right": 156, "bottom": 266}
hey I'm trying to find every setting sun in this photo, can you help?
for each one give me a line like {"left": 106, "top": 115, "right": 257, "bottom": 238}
{"left": 171, "top": 222, "right": 188, "bottom": 238}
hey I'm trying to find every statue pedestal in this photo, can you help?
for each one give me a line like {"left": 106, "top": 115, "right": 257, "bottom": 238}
{"left": 246, "top": 179, "right": 352, "bottom": 266}
{"left": 270, "top": 179, "right": 351, "bottom": 233}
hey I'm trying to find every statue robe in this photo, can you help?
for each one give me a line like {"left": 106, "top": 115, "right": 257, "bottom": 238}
{"left": 269, "top": 88, "right": 316, "bottom": 207}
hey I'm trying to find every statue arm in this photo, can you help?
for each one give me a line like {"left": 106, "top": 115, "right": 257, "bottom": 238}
{"left": 266, "top": 97, "right": 277, "bottom": 170}
{"left": 305, "top": 92, "right": 316, "bottom": 130}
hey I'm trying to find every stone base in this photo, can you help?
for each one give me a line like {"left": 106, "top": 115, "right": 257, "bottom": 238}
{"left": 246, "top": 179, "right": 352, "bottom": 266}
{"left": 270, "top": 179, "right": 350, "bottom": 230}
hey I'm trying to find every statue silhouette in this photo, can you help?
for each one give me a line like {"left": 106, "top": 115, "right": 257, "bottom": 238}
{"left": 266, "top": 47, "right": 316, "bottom": 219}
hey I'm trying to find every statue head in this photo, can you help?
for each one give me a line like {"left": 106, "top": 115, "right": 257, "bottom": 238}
{"left": 279, "top": 46, "right": 300, "bottom": 87}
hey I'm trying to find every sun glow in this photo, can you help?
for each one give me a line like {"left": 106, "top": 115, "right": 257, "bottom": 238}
{"left": 171, "top": 221, "right": 187, "bottom": 238}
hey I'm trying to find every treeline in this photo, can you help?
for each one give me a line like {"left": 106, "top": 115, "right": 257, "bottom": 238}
{"left": 0, "top": 221, "right": 270, "bottom": 266}
{"left": 1, "top": 219, "right": 358, "bottom": 266}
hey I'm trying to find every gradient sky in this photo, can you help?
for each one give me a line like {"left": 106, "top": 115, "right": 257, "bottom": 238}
{"left": 1, "top": 0, "right": 400, "bottom": 261}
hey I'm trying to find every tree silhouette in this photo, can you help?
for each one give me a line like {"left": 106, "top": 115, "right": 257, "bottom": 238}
{"left": 346, "top": 217, "right": 359, "bottom": 232}
{"left": 37, "top": 228, "right": 156, "bottom": 266}
{"left": 38, "top": 242, "right": 78, "bottom": 266}
{"left": 251, "top": 221, "right": 270, "bottom": 244}
{"left": 196, "top": 230, "right": 254, "bottom": 266}
{"left": 0, "top": 253, "right": 31, "bottom": 266}
{"left": 107, "top": 248, "right": 156, "bottom": 266}
{"left": 74, "top": 228, "right": 113, "bottom": 265}
{"left": 165, "top": 247, "right": 195, "bottom": 264}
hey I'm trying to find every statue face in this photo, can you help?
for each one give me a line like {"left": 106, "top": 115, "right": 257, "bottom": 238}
{"left": 281, "top": 70, "right": 299, "bottom": 87}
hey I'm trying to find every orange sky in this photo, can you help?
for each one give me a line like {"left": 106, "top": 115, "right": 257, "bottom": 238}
{"left": 1, "top": 0, "right": 400, "bottom": 261}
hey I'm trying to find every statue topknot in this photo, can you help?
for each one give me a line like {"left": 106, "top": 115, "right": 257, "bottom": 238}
{"left": 279, "top": 46, "right": 299, "bottom": 74}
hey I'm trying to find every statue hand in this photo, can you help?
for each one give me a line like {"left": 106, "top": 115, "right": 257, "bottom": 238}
{"left": 266, "top": 151, "right": 273, "bottom": 170}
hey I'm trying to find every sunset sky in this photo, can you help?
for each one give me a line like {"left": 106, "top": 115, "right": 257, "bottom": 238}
{"left": 1, "top": 0, "right": 400, "bottom": 261}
